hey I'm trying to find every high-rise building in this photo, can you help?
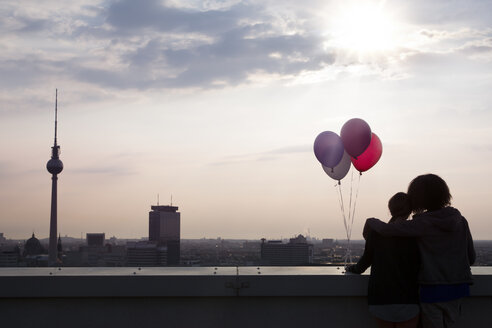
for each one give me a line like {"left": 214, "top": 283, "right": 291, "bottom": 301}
{"left": 260, "top": 235, "right": 313, "bottom": 266}
{"left": 46, "top": 90, "right": 63, "bottom": 266}
{"left": 149, "top": 205, "right": 180, "bottom": 265}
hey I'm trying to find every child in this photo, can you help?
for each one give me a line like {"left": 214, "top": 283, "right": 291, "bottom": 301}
{"left": 347, "top": 192, "right": 420, "bottom": 328}
{"left": 365, "top": 174, "right": 475, "bottom": 328}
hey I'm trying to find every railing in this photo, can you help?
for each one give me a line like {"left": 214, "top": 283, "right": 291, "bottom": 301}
{"left": 0, "top": 267, "right": 491, "bottom": 327}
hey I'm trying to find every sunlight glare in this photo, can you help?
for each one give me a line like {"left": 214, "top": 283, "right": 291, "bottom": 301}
{"left": 329, "top": 2, "right": 399, "bottom": 53}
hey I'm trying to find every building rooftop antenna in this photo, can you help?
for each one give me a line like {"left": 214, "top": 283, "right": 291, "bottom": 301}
{"left": 157, "top": 194, "right": 160, "bottom": 206}
{"left": 170, "top": 194, "right": 173, "bottom": 206}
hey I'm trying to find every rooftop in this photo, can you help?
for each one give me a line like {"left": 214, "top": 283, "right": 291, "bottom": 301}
{"left": 1, "top": 267, "right": 491, "bottom": 327}
{"left": 150, "top": 205, "right": 179, "bottom": 212}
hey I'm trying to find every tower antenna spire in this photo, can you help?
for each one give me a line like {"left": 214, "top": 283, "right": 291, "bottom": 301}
{"left": 54, "top": 89, "right": 58, "bottom": 146}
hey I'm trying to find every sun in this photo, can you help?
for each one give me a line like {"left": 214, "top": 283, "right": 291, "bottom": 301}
{"left": 328, "top": 2, "right": 400, "bottom": 54}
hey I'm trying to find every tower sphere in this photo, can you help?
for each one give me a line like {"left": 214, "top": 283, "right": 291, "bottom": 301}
{"left": 47, "top": 158, "right": 63, "bottom": 174}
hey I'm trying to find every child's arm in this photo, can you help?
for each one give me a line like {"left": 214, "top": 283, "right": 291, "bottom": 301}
{"left": 464, "top": 218, "right": 476, "bottom": 265}
{"left": 347, "top": 229, "right": 375, "bottom": 274}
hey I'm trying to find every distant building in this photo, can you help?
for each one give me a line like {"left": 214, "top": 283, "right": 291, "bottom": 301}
{"left": 64, "top": 236, "right": 125, "bottom": 267}
{"left": 149, "top": 205, "right": 180, "bottom": 265}
{"left": 86, "top": 233, "right": 105, "bottom": 247}
{"left": 22, "top": 233, "right": 47, "bottom": 266}
{"left": 0, "top": 233, "right": 6, "bottom": 244}
{"left": 0, "top": 245, "right": 21, "bottom": 267}
{"left": 260, "top": 235, "right": 313, "bottom": 266}
{"left": 23, "top": 233, "right": 45, "bottom": 256}
{"left": 321, "top": 239, "right": 334, "bottom": 248}
{"left": 126, "top": 241, "right": 167, "bottom": 267}
{"left": 79, "top": 233, "right": 106, "bottom": 266}
{"left": 103, "top": 245, "right": 127, "bottom": 267}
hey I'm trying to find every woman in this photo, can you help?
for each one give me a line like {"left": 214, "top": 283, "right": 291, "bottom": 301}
{"left": 365, "top": 174, "right": 475, "bottom": 328}
{"left": 347, "top": 192, "right": 420, "bottom": 328}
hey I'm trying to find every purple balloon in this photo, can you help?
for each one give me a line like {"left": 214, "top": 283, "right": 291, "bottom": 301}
{"left": 313, "top": 131, "right": 345, "bottom": 168}
{"left": 340, "top": 118, "right": 372, "bottom": 158}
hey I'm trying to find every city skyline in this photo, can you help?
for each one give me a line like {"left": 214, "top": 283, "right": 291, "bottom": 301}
{"left": 1, "top": 0, "right": 492, "bottom": 240}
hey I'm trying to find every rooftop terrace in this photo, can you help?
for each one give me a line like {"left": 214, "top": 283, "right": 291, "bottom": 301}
{"left": 1, "top": 267, "right": 491, "bottom": 327}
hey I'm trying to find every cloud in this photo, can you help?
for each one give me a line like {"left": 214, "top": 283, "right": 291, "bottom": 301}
{"left": 395, "top": 27, "right": 492, "bottom": 80}
{"left": 402, "top": 0, "right": 492, "bottom": 28}
{"left": 71, "top": 165, "right": 136, "bottom": 176}
{"left": 264, "top": 145, "right": 310, "bottom": 155}
{"left": 0, "top": 59, "right": 60, "bottom": 89}
{"left": 1, "top": 0, "right": 491, "bottom": 94}
{"left": 105, "top": 0, "right": 248, "bottom": 34}
{"left": 457, "top": 37, "right": 492, "bottom": 59}
{"left": 69, "top": 1, "right": 335, "bottom": 89}
{"left": 69, "top": 152, "right": 140, "bottom": 176}
{"left": 0, "top": 161, "right": 46, "bottom": 182}
{"left": 0, "top": 0, "right": 335, "bottom": 91}
{"left": 209, "top": 144, "right": 310, "bottom": 166}
{"left": 15, "top": 17, "right": 50, "bottom": 33}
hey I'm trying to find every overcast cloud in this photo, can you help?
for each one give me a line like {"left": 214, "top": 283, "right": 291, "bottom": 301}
{"left": 1, "top": 0, "right": 490, "bottom": 95}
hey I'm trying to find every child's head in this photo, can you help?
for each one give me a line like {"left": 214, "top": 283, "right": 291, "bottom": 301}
{"left": 407, "top": 173, "right": 452, "bottom": 213}
{"left": 388, "top": 192, "right": 411, "bottom": 220}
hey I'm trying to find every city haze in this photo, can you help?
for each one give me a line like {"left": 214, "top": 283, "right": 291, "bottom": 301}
{"left": 1, "top": 0, "right": 492, "bottom": 240}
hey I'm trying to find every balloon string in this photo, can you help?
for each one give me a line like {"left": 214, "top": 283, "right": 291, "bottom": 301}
{"left": 348, "top": 170, "right": 354, "bottom": 225}
{"left": 348, "top": 172, "right": 362, "bottom": 242}
{"left": 337, "top": 182, "right": 352, "bottom": 266}
{"left": 344, "top": 169, "right": 355, "bottom": 264}
{"left": 335, "top": 169, "right": 361, "bottom": 266}
{"left": 336, "top": 183, "right": 348, "bottom": 242}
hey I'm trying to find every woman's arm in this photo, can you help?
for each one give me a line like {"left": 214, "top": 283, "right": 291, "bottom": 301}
{"left": 365, "top": 217, "right": 428, "bottom": 237}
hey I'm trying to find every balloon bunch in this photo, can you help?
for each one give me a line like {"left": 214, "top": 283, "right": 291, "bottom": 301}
{"left": 313, "top": 118, "right": 382, "bottom": 264}
{"left": 314, "top": 118, "right": 382, "bottom": 181}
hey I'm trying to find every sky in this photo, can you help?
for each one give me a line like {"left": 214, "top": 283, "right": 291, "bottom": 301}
{"left": 1, "top": 0, "right": 492, "bottom": 240}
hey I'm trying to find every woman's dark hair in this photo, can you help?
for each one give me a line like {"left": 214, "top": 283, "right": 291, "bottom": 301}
{"left": 388, "top": 192, "right": 411, "bottom": 222}
{"left": 407, "top": 174, "right": 452, "bottom": 213}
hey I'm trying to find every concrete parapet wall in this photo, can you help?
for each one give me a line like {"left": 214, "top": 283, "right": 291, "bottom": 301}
{"left": 0, "top": 267, "right": 491, "bottom": 328}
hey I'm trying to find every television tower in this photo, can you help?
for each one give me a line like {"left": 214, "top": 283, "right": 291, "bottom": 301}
{"left": 46, "top": 89, "right": 63, "bottom": 266}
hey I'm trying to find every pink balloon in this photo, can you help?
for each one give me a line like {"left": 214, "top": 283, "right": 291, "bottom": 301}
{"left": 340, "top": 118, "right": 372, "bottom": 158}
{"left": 351, "top": 133, "right": 382, "bottom": 172}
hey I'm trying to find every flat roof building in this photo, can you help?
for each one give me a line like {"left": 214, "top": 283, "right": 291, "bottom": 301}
{"left": 149, "top": 205, "right": 180, "bottom": 265}
{"left": 86, "top": 233, "right": 105, "bottom": 247}
{"left": 126, "top": 241, "right": 167, "bottom": 267}
{"left": 261, "top": 235, "right": 313, "bottom": 266}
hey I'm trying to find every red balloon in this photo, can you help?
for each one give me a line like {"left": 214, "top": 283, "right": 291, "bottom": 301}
{"left": 351, "top": 133, "right": 382, "bottom": 172}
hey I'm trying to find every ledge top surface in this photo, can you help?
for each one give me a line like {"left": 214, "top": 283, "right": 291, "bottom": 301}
{"left": 0, "top": 266, "right": 489, "bottom": 277}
